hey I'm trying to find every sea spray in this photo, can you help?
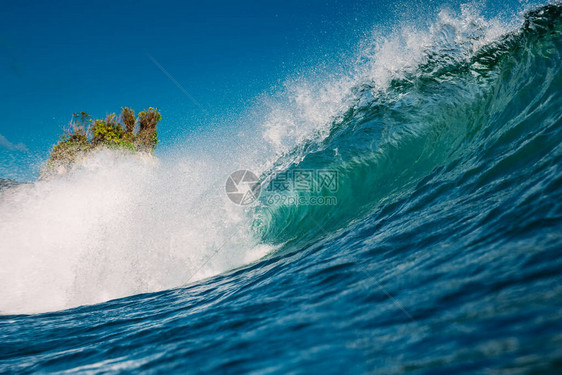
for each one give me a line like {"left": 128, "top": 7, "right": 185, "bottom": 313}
{"left": 0, "top": 150, "right": 271, "bottom": 314}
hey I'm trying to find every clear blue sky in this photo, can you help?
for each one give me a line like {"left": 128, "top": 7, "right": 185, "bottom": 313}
{"left": 0, "top": 0, "right": 529, "bottom": 180}
{"left": 0, "top": 0, "right": 388, "bottom": 180}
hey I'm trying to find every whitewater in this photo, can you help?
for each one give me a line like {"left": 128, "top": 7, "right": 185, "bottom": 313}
{"left": 1, "top": 1, "right": 561, "bottom": 373}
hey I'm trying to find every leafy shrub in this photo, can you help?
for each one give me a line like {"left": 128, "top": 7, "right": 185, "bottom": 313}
{"left": 121, "top": 107, "right": 136, "bottom": 134}
{"left": 137, "top": 107, "right": 161, "bottom": 151}
{"left": 45, "top": 107, "right": 161, "bottom": 174}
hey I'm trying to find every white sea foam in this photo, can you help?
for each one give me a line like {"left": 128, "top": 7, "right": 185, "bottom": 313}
{"left": 0, "top": 149, "right": 271, "bottom": 314}
{"left": 257, "top": 2, "right": 514, "bottom": 164}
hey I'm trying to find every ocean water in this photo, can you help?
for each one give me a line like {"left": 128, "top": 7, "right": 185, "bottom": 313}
{"left": 1, "top": 2, "right": 562, "bottom": 373}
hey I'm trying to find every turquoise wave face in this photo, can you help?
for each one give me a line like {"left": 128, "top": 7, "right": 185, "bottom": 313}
{"left": 252, "top": 4, "right": 562, "bottom": 249}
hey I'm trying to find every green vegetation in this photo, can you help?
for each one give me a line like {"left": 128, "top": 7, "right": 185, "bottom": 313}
{"left": 45, "top": 107, "right": 161, "bottom": 173}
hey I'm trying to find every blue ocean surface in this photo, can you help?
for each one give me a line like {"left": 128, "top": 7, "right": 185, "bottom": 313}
{"left": 1, "top": 2, "right": 562, "bottom": 374}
